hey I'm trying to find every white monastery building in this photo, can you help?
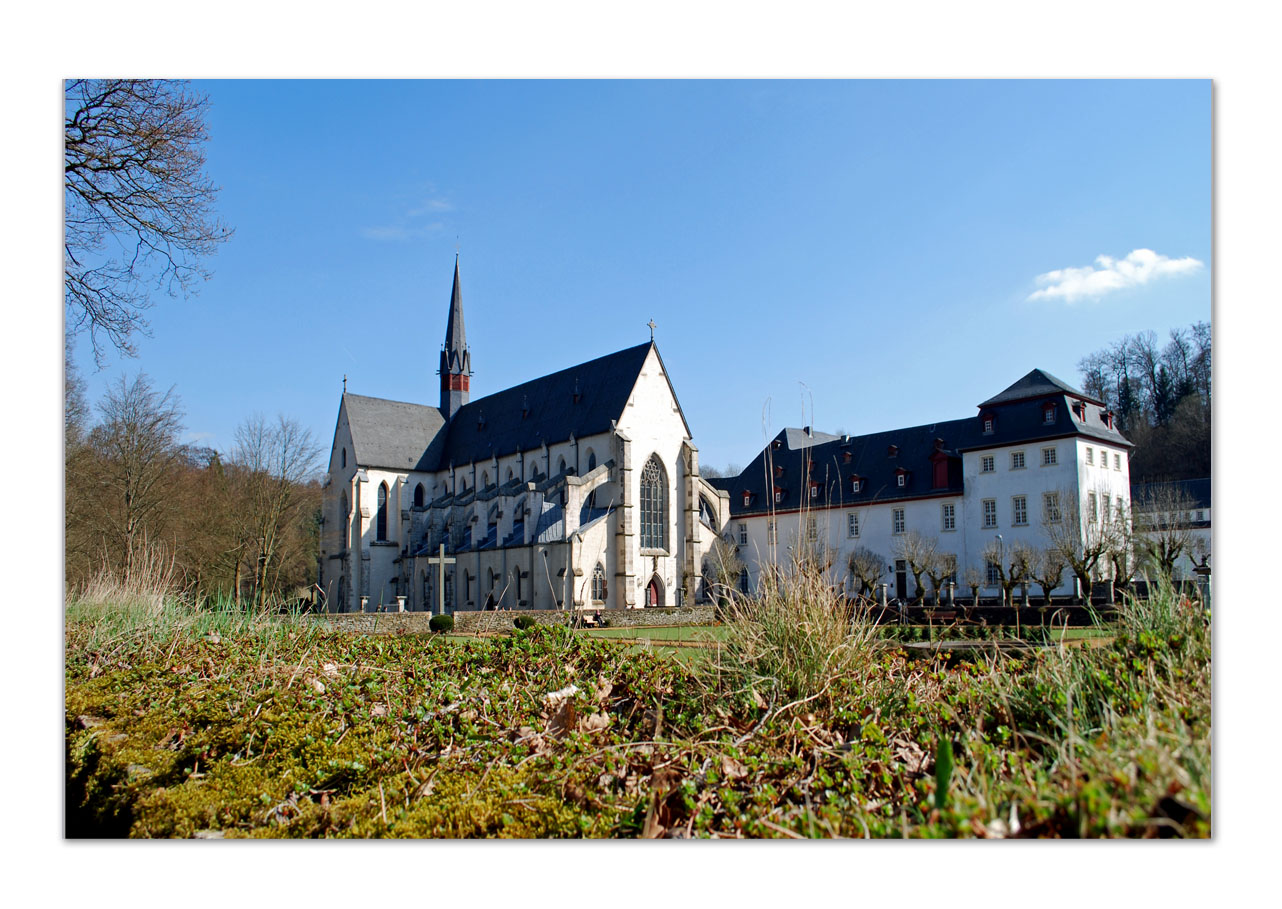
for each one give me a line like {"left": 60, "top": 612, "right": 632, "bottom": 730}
{"left": 707, "top": 370, "right": 1135, "bottom": 600}
{"left": 320, "top": 259, "right": 728, "bottom": 614}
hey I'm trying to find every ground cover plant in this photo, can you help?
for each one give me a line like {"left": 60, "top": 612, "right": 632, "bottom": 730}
{"left": 65, "top": 572, "right": 1209, "bottom": 838}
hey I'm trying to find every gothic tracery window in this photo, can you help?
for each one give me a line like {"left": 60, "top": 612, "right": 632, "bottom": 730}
{"left": 640, "top": 454, "right": 667, "bottom": 550}
{"left": 376, "top": 482, "right": 388, "bottom": 541}
{"left": 591, "top": 563, "right": 607, "bottom": 604}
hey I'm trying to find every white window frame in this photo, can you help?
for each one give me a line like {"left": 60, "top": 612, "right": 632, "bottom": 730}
{"left": 767, "top": 520, "right": 777, "bottom": 544}
{"left": 847, "top": 512, "right": 859, "bottom": 538}
{"left": 983, "top": 417, "right": 994, "bottom": 434}
{"left": 1012, "top": 495, "right": 1027, "bottom": 526}
{"left": 1044, "top": 492, "right": 1061, "bottom": 523}
{"left": 806, "top": 517, "right": 818, "bottom": 542}
{"left": 1042, "top": 447, "right": 1057, "bottom": 466}
{"left": 1087, "top": 492, "right": 1098, "bottom": 522}
{"left": 981, "top": 455, "right": 995, "bottom": 473}
{"left": 1011, "top": 451, "right": 1025, "bottom": 470}
{"left": 892, "top": 508, "right": 905, "bottom": 534}
{"left": 1114, "top": 453, "right": 1121, "bottom": 471}
{"left": 897, "top": 473, "right": 906, "bottom": 487}
{"left": 738, "top": 523, "right": 748, "bottom": 545}
{"left": 982, "top": 498, "right": 998, "bottom": 529}
{"left": 851, "top": 478, "right": 862, "bottom": 493}
{"left": 942, "top": 503, "right": 955, "bottom": 531}
{"left": 1085, "top": 446, "right": 1094, "bottom": 466}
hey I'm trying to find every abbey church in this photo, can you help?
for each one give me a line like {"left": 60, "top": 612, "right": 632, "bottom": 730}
{"left": 319, "top": 260, "right": 729, "bottom": 614}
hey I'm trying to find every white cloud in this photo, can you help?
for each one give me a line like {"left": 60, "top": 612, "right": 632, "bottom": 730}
{"left": 359, "top": 223, "right": 445, "bottom": 242}
{"left": 1028, "top": 248, "right": 1203, "bottom": 303}
{"left": 408, "top": 198, "right": 453, "bottom": 216}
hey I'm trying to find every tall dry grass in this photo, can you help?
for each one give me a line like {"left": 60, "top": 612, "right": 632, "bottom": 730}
{"left": 703, "top": 555, "right": 880, "bottom": 709}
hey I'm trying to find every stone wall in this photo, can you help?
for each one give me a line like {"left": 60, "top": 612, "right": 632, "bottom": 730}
{"left": 310, "top": 605, "right": 714, "bottom": 636}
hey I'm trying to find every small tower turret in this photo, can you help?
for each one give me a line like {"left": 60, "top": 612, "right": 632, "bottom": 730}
{"left": 439, "top": 256, "right": 472, "bottom": 419}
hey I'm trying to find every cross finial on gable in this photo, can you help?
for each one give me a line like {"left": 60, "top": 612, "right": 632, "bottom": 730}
{"left": 647, "top": 319, "right": 656, "bottom": 341}
{"left": 343, "top": 374, "right": 347, "bottom": 393}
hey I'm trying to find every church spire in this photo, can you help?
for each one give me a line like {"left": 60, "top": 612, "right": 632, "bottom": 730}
{"left": 439, "top": 255, "right": 472, "bottom": 419}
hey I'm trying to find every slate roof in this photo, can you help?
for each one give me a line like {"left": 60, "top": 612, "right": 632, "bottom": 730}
{"left": 440, "top": 342, "right": 656, "bottom": 466}
{"left": 980, "top": 369, "right": 1102, "bottom": 408}
{"left": 341, "top": 341, "right": 668, "bottom": 474}
{"left": 341, "top": 394, "right": 447, "bottom": 471}
{"left": 1131, "top": 478, "right": 1211, "bottom": 511}
{"left": 719, "top": 368, "right": 1134, "bottom": 520}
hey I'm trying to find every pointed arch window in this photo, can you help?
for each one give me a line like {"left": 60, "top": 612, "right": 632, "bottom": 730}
{"left": 640, "top": 454, "right": 668, "bottom": 550}
{"left": 340, "top": 490, "right": 350, "bottom": 545}
{"left": 413, "top": 483, "right": 425, "bottom": 508}
{"left": 591, "top": 563, "right": 607, "bottom": 604}
{"left": 376, "top": 482, "right": 389, "bottom": 541}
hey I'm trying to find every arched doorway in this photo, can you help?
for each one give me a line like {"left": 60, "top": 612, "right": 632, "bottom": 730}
{"left": 646, "top": 575, "right": 663, "bottom": 608}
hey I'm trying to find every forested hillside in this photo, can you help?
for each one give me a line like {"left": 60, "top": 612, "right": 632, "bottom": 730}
{"left": 1077, "top": 321, "right": 1210, "bottom": 483}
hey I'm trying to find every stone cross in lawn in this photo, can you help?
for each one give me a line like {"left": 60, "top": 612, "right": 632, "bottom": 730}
{"left": 425, "top": 543, "right": 456, "bottom": 616}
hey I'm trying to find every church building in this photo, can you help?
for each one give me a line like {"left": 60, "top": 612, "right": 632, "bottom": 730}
{"left": 319, "top": 259, "right": 729, "bottom": 614}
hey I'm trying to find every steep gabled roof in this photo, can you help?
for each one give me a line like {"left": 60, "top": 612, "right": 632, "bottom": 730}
{"left": 341, "top": 394, "right": 447, "bottom": 471}
{"left": 440, "top": 342, "right": 654, "bottom": 466}
{"left": 980, "top": 369, "right": 1101, "bottom": 408}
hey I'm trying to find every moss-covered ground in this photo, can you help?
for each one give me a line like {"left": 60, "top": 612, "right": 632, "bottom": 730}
{"left": 65, "top": 597, "right": 1210, "bottom": 838}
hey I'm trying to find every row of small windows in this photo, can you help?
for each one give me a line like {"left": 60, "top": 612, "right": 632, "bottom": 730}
{"left": 1084, "top": 446, "right": 1123, "bottom": 471}
{"left": 981, "top": 447, "right": 1057, "bottom": 474}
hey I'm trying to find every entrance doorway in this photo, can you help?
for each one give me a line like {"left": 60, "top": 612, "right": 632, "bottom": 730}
{"left": 894, "top": 560, "right": 907, "bottom": 602}
{"left": 647, "top": 576, "right": 663, "bottom": 607}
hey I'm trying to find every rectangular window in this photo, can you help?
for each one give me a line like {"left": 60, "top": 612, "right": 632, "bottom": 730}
{"left": 738, "top": 523, "right": 747, "bottom": 545}
{"left": 1012, "top": 495, "right": 1027, "bottom": 526}
{"left": 983, "top": 418, "right": 994, "bottom": 434}
{"left": 1102, "top": 494, "right": 1111, "bottom": 521}
{"left": 767, "top": 520, "right": 777, "bottom": 544}
{"left": 1011, "top": 451, "right": 1025, "bottom": 470}
{"left": 1114, "top": 453, "right": 1121, "bottom": 471}
{"left": 942, "top": 503, "right": 955, "bottom": 531}
{"left": 982, "top": 499, "right": 997, "bottom": 528}
{"left": 774, "top": 490, "right": 782, "bottom": 504}
{"left": 981, "top": 456, "right": 995, "bottom": 473}
{"left": 1085, "top": 447, "right": 1094, "bottom": 466}
{"left": 897, "top": 474, "right": 906, "bottom": 487}
{"left": 1044, "top": 492, "right": 1061, "bottom": 523}
{"left": 1099, "top": 449, "right": 1109, "bottom": 469}
{"left": 986, "top": 561, "right": 1001, "bottom": 586}
{"left": 1195, "top": 509, "right": 1205, "bottom": 522}
{"left": 1117, "top": 500, "right": 1126, "bottom": 522}
{"left": 892, "top": 508, "right": 905, "bottom": 534}
{"left": 1042, "top": 447, "right": 1057, "bottom": 466}
{"left": 806, "top": 517, "right": 818, "bottom": 542}
{"left": 1088, "top": 492, "right": 1098, "bottom": 522}
{"left": 1043, "top": 405, "right": 1056, "bottom": 424}
{"left": 851, "top": 478, "right": 862, "bottom": 493}
{"left": 847, "top": 512, "right": 860, "bottom": 538}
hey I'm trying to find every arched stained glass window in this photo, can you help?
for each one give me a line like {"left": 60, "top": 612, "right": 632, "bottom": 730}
{"left": 640, "top": 454, "right": 667, "bottom": 550}
{"left": 376, "top": 483, "right": 388, "bottom": 541}
{"left": 591, "top": 563, "right": 607, "bottom": 604}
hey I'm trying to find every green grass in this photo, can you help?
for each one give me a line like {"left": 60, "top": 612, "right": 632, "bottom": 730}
{"left": 583, "top": 624, "right": 727, "bottom": 643}
{"left": 65, "top": 585, "right": 1210, "bottom": 839}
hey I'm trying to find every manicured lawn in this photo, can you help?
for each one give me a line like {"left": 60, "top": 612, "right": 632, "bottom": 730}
{"left": 583, "top": 624, "right": 727, "bottom": 643}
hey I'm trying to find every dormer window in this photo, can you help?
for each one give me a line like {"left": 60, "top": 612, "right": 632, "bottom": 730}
{"left": 850, "top": 477, "right": 862, "bottom": 494}
{"left": 895, "top": 468, "right": 910, "bottom": 488}
{"left": 887, "top": 445, "right": 899, "bottom": 457}
{"left": 842, "top": 451, "right": 852, "bottom": 463}
{"left": 1042, "top": 403, "right": 1056, "bottom": 425}
{"left": 742, "top": 491, "right": 752, "bottom": 508}
{"left": 1072, "top": 401, "right": 1086, "bottom": 420}
{"left": 773, "top": 487, "right": 784, "bottom": 504}
{"left": 1102, "top": 410, "right": 1114, "bottom": 430}
{"left": 897, "top": 475, "right": 906, "bottom": 487}
{"left": 980, "top": 412, "right": 995, "bottom": 434}
{"left": 809, "top": 481, "right": 821, "bottom": 498}
{"left": 774, "top": 465, "right": 785, "bottom": 478}
{"left": 772, "top": 439, "right": 782, "bottom": 450}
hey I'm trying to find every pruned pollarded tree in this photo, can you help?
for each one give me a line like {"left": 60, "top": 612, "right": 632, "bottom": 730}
{"left": 847, "top": 546, "right": 886, "bottom": 601}
{"left": 1133, "top": 482, "right": 1197, "bottom": 581}
{"left": 230, "top": 415, "right": 320, "bottom": 609}
{"left": 703, "top": 536, "right": 745, "bottom": 605}
{"left": 1104, "top": 498, "right": 1137, "bottom": 595}
{"left": 78, "top": 374, "right": 188, "bottom": 585}
{"left": 980, "top": 538, "right": 1035, "bottom": 608}
{"left": 65, "top": 79, "right": 233, "bottom": 363}
{"left": 892, "top": 531, "right": 937, "bottom": 607}
{"left": 1042, "top": 486, "right": 1119, "bottom": 602}
{"left": 1028, "top": 547, "right": 1068, "bottom": 607}
{"left": 926, "top": 551, "right": 958, "bottom": 607}
{"left": 962, "top": 566, "right": 984, "bottom": 608}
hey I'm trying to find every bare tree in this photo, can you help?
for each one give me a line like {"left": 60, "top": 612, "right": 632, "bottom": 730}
{"left": 1133, "top": 483, "right": 1197, "bottom": 581}
{"left": 847, "top": 546, "right": 886, "bottom": 600}
{"left": 892, "top": 531, "right": 937, "bottom": 607}
{"left": 1042, "top": 486, "right": 1118, "bottom": 601}
{"left": 981, "top": 538, "right": 1034, "bottom": 608}
{"left": 230, "top": 415, "right": 320, "bottom": 608}
{"left": 1028, "top": 547, "right": 1067, "bottom": 606}
{"left": 962, "top": 566, "right": 984, "bottom": 608}
{"left": 926, "top": 551, "right": 958, "bottom": 607}
{"left": 65, "top": 79, "right": 232, "bottom": 363}
{"left": 80, "top": 374, "right": 187, "bottom": 583}
{"left": 703, "top": 536, "right": 745, "bottom": 604}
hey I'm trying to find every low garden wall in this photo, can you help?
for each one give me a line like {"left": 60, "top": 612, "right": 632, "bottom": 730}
{"left": 310, "top": 605, "right": 714, "bottom": 636}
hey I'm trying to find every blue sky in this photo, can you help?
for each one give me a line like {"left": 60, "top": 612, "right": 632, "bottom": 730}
{"left": 69, "top": 79, "right": 1211, "bottom": 472}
